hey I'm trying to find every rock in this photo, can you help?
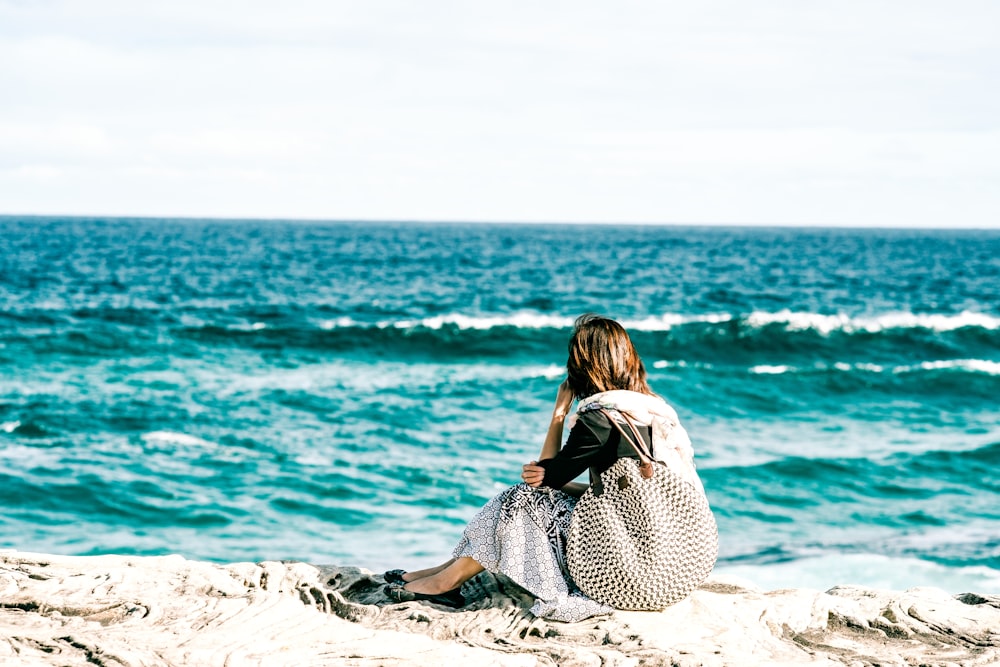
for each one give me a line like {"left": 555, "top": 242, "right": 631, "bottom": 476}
{"left": 0, "top": 551, "right": 997, "bottom": 666}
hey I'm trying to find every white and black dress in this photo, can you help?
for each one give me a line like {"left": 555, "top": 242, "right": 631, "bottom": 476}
{"left": 452, "top": 409, "right": 655, "bottom": 622}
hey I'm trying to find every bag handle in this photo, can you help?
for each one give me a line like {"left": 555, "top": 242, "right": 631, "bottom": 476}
{"left": 597, "top": 408, "right": 656, "bottom": 479}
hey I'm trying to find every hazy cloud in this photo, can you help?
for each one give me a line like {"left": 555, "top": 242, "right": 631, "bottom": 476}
{"left": 1, "top": 0, "right": 998, "bottom": 225}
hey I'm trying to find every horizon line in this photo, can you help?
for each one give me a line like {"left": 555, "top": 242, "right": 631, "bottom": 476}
{"left": 0, "top": 212, "right": 997, "bottom": 232}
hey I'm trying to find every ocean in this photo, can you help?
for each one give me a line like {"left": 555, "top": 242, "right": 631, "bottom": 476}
{"left": 1, "top": 217, "right": 998, "bottom": 594}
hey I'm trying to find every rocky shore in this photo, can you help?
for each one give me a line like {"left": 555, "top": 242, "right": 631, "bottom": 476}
{"left": 1, "top": 550, "right": 997, "bottom": 666}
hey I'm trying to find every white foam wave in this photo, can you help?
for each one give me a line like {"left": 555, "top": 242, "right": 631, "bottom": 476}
{"left": 312, "top": 312, "right": 730, "bottom": 332}
{"left": 215, "top": 361, "right": 567, "bottom": 396}
{"left": 531, "top": 364, "right": 567, "bottom": 380}
{"left": 829, "top": 361, "right": 886, "bottom": 373}
{"left": 749, "top": 365, "right": 793, "bottom": 375}
{"left": 864, "top": 311, "right": 1000, "bottom": 332}
{"left": 388, "top": 313, "right": 574, "bottom": 330}
{"left": 849, "top": 362, "right": 886, "bottom": 372}
{"left": 652, "top": 360, "right": 715, "bottom": 370}
{"left": 227, "top": 321, "right": 267, "bottom": 331}
{"left": 1, "top": 420, "right": 20, "bottom": 433}
{"left": 716, "top": 553, "right": 1000, "bottom": 593}
{"left": 894, "top": 359, "right": 1000, "bottom": 376}
{"left": 748, "top": 360, "right": 997, "bottom": 376}
{"left": 396, "top": 312, "right": 736, "bottom": 331}
{"left": 318, "top": 317, "right": 360, "bottom": 330}
{"left": 141, "top": 431, "right": 217, "bottom": 448}
{"left": 623, "top": 313, "right": 731, "bottom": 331}
{"left": 747, "top": 309, "right": 1000, "bottom": 334}
{"left": 311, "top": 309, "right": 1000, "bottom": 334}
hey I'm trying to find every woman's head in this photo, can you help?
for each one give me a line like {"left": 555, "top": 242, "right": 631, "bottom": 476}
{"left": 566, "top": 314, "right": 651, "bottom": 399}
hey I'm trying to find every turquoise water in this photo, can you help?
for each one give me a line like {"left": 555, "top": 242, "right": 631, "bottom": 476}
{"left": 1, "top": 217, "right": 998, "bottom": 593}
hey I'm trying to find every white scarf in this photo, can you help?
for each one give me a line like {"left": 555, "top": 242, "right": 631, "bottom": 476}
{"left": 567, "top": 390, "right": 702, "bottom": 489}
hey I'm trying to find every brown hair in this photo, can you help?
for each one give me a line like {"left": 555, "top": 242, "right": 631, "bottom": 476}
{"left": 566, "top": 314, "right": 652, "bottom": 399}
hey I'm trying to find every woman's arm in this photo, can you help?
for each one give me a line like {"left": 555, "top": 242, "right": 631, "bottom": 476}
{"left": 524, "top": 407, "right": 611, "bottom": 491}
{"left": 539, "top": 379, "right": 574, "bottom": 461}
{"left": 521, "top": 380, "right": 574, "bottom": 487}
{"left": 529, "top": 411, "right": 609, "bottom": 489}
{"left": 522, "top": 418, "right": 605, "bottom": 490}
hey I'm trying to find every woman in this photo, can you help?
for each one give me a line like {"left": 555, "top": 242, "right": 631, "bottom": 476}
{"left": 383, "top": 314, "right": 708, "bottom": 622}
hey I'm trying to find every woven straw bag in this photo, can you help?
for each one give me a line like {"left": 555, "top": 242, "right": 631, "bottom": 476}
{"left": 566, "top": 409, "right": 718, "bottom": 610}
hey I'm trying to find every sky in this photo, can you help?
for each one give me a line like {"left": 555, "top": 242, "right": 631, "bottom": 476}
{"left": 1, "top": 1, "right": 998, "bottom": 227}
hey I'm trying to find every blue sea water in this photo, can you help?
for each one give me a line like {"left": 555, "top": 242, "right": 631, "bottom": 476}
{"left": 1, "top": 216, "right": 998, "bottom": 593}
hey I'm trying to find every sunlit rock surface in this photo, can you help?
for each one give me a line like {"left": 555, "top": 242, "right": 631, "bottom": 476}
{"left": 1, "top": 551, "right": 998, "bottom": 666}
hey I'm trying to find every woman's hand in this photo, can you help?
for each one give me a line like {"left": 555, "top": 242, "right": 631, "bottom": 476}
{"left": 522, "top": 461, "right": 546, "bottom": 488}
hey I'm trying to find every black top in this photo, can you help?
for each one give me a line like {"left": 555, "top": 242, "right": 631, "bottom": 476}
{"left": 537, "top": 410, "right": 653, "bottom": 489}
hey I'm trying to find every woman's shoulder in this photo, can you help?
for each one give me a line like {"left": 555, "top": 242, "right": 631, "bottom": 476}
{"left": 577, "top": 409, "right": 612, "bottom": 427}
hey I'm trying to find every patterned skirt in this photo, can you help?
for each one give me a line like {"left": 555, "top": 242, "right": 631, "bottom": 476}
{"left": 452, "top": 483, "right": 615, "bottom": 622}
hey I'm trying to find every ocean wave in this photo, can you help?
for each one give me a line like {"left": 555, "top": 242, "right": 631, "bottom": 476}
{"left": 377, "top": 313, "right": 732, "bottom": 331}
{"left": 318, "top": 317, "right": 362, "bottom": 330}
{"left": 834, "top": 362, "right": 886, "bottom": 373}
{"left": 749, "top": 365, "right": 793, "bottom": 375}
{"left": 212, "top": 361, "right": 567, "bottom": 397}
{"left": 624, "top": 313, "right": 733, "bottom": 331}
{"left": 9, "top": 308, "right": 999, "bottom": 370}
{"left": 308, "top": 309, "right": 1000, "bottom": 334}
{"left": 746, "top": 309, "right": 1000, "bottom": 334}
{"left": 312, "top": 311, "right": 776, "bottom": 332}
{"left": 705, "top": 440, "right": 1000, "bottom": 493}
{"left": 141, "top": 431, "right": 218, "bottom": 448}
{"left": 0, "top": 419, "right": 55, "bottom": 437}
{"left": 652, "top": 359, "right": 714, "bottom": 370}
{"left": 894, "top": 359, "right": 1000, "bottom": 376}
{"left": 389, "top": 313, "right": 574, "bottom": 330}
{"left": 746, "top": 359, "right": 1000, "bottom": 377}
{"left": 715, "top": 553, "right": 1000, "bottom": 593}
{"left": 226, "top": 322, "right": 268, "bottom": 331}
{"left": 12, "top": 307, "right": 997, "bottom": 338}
